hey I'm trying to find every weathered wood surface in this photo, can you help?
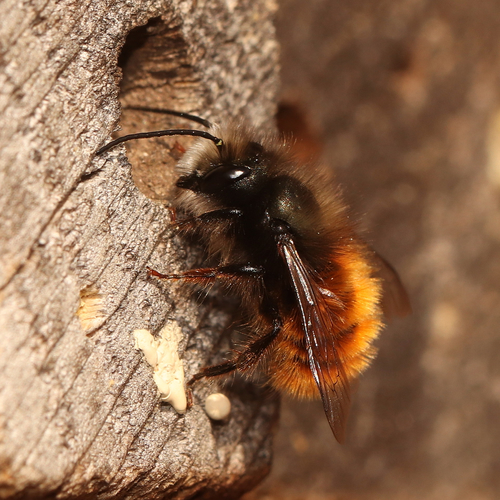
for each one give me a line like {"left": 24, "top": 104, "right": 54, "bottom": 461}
{"left": 0, "top": 0, "right": 280, "bottom": 498}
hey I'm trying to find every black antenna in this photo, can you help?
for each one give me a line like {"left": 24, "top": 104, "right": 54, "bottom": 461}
{"left": 96, "top": 107, "right": 221, "bottom": 155}
{"left": 123, "top": 106, "right": 212, "bottom": 128}
{"left": 96, "top": 129, "right": 223, "bottom": 155}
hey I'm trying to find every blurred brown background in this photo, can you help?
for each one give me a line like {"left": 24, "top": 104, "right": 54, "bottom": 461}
{"left": 246, "top": 0, "right": 500, "bottom": 499}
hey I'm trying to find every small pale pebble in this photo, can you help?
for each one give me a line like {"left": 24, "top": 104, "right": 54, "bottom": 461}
{"left": 205, "top": 393, "right": 231, "bottom": 420}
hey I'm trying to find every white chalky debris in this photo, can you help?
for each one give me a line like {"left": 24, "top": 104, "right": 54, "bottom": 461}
{"left": 205, "top": 393, "right": 231, "bottom": 420}
{"left": 133, "top": 323, "right": 187, "bottom": 414}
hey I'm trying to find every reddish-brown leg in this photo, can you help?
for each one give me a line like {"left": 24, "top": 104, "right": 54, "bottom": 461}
{"left": 187, "top": 317, "right": 282, "bottom": 385}
{"left": 148, "top": 264, "right": 263, "bottom": 285}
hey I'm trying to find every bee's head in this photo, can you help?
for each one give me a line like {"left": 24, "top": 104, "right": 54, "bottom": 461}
{"left": 176, "top": 140, "right": 268, "bottom": 205}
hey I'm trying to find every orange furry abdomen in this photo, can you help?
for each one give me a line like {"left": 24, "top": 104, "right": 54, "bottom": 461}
{"left": 267, "top": 244, "right": 383, "bottom": 399}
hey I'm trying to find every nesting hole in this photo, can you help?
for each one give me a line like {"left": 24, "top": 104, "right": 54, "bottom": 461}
{"left": 115, "top": 16, "right": 206, "bottom": 200}
{"left": 276, "top": 101, "right": 324, "bottom": 163}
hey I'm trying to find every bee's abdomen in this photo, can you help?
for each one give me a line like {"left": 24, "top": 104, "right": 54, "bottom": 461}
{"left": 267, "top": 322, "right": 320, "bottom": 398}
{"left": 267, "top": 244, "right": 383, "bottom": 399}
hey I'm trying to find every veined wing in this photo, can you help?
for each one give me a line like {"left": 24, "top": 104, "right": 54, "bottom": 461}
{"left": 370, "top": 249, "right": 411, "bottom": 320}
{"left": 278, "top": 234, "right": 351, "bottom": 443}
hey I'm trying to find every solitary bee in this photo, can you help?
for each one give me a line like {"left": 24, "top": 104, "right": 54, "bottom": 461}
{"left": 97, "top": 109, "right": 409, "bottom": 442}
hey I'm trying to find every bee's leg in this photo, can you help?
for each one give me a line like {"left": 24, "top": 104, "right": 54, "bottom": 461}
{"left": 167, "top": 206, "right": 177, "bottom": 224}
{"left": 172, "top": 140, "right": 186, "bottom": 155}
{"left": 187, "top": 316, "right": 282, "bottom": 386}
{"left": 148, "top": 264, "right": 263, "bottom": 285}
{"left": 173, "top": 208, "right": 242, "bottom": 232}
{"left": 186, "top": 387, "right": 195, "bottom": 409}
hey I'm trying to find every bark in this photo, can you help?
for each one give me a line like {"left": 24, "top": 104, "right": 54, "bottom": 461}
{"left": 0, "top": 1, "right": 280, "bottom": 498}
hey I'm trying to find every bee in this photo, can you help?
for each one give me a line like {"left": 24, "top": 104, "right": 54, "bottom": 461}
{"left": 97, "top": 108, "right": 410, "bottom": 443}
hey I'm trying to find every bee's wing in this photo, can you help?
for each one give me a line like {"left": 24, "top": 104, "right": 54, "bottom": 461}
{"left": 370, "top": 250, "right": 412, "bottom": 320}
{"left": 279, "top": 236, "right": 351, "bottom": 443}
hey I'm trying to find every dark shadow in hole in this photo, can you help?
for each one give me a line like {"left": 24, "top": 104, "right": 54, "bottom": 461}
{"left": 112, "top": 15, "right": 198, "bottom": 201}
{"left": 118, "top": 16, "right": 163, "bottom": 70}
{"left": 276, "top": 101, "right": 324, "bottom": 164}
{"left": 117, "top": 15, "right": 192, "bottom": 94}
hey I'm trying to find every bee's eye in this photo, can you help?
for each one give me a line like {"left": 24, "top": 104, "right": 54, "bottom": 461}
{"left": 200, "top": 164, "right": 251, "bottom": 192}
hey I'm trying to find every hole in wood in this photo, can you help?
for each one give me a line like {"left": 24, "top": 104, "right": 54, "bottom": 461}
{"left": 115, "top": 16, "right": 204, "bottom": 201}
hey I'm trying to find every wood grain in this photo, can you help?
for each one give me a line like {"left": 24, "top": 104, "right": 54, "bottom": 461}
{"left": 0, "top": 0, "right": 280, "bottom": 497}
